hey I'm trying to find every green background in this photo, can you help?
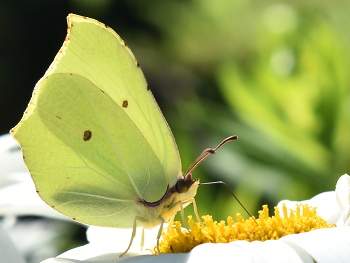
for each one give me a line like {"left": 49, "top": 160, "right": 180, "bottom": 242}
{"left": 1, "top": 0, "right": 350, "bottom": 256}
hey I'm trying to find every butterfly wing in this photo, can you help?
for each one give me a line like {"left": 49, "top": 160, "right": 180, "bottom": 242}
{"left": 11, "top": 14, "right": 181, "bottom": 228}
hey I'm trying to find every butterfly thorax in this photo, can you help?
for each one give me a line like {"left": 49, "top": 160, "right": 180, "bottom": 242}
{"left": 136, "top": 175, "right": 199, "bottom": 228}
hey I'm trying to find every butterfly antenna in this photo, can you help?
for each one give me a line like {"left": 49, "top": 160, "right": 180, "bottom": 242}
{"left": 200, "top": 181, "right": 258, "bottom": 225}
{"left": 185, "top": 135, "right": 258, "bottom": 225}
{"left": 185, "top": 135, "right": 238, "bottom": 176}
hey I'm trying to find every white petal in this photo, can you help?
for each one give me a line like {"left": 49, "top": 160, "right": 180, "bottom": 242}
{"left": 210, "top": 240, "right": 314, "bottom": 263}
{"left": 0, "top": 178, "right": 68, "bottom": 221}
{"left": 0, "top": 134, "right": 27, "bottom": 187}
{"left": 128, "top": 239, "right": 314, "bottom": 263}
{"left": 120, "top": 254, "right": 187, "bottom": 263}
{"left": 277, "top": 174, "right": 350, "bottom": 225}
{"left": 278, "top": 191, "right": 340, "bottom": 224}
{"left": 43, "top": 227, "right": 162, "bottom": 263}
{"left": 0, "top": 225, "right": 26, "bottom": 263}
{"left": 42, "top": 259, "right": 83, "bottom": 263}
{"left": 281, "top": 226, "right": 350, "bottom": 263}
{"left": 86, "top": 225, "right": 160, "bottom": 253}
{"left": 187, "top": 242, "right": 243, "bottom": 263}
{"left": 335, "top": 174, "right": 350, "bottom": 226}
{"left": 41, "top": 242, "right": 140, "bottom": 263}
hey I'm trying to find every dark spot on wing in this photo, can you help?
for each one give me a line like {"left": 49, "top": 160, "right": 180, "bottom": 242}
{"left": 83, "top": 130, "right": 92, "bottom": 141}
{"left": 122, "top": 100, "right": 128, "bottom": 108}
{"left": 56, "top": 116, "right": 61, "bottom": 120}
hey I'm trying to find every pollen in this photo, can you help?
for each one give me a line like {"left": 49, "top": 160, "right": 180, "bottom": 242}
{"left": 153, "top": 204, "right": 335, "bottom": 254}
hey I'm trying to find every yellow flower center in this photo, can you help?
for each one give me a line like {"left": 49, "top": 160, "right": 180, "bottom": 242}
{"left": 153, "top": 203, "right": 335, "bottom": 254}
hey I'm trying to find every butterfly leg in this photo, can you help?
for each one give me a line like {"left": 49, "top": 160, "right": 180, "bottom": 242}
{"left": 192, "top": 198, "right": 203, "bottom": 226}
{"left": 120, "top": 216, "right": 165, "bottom": 257}
{"left": 180, "top": 204, "right": 190, "bottom": 230}
{"left": 119, "top": 216, "right": 148, "bottom": 258}
{"left": 155, "top": 217, "right": 165, "bottom": 254}
{"left": 180, "top": 198, "right": 203, "bottom": 226}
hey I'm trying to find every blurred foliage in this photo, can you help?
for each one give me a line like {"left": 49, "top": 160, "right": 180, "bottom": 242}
{"left": 1, "top": 0, "right": 350, "bottom": 259}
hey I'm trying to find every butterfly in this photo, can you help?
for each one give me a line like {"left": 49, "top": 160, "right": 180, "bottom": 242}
{"left": 11, "top": 14, "right": 237, "bottom": 256}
